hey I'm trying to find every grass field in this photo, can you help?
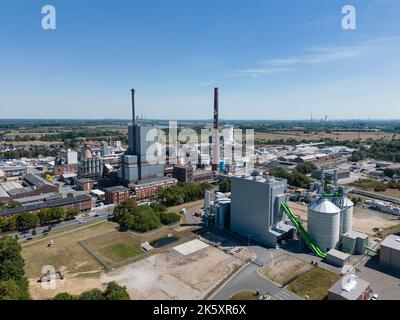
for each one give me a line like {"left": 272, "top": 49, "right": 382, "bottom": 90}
{"left": 229, "top": 291, "right": 260, "bottom": 300}
{"left": 21, "top": 221, "right": 117, "bottom": 279}
{"left": 82, "top": 231, "right": 142, "bottom": 265}
{"left": 259, "top": 254, "right": 313, "bottom": 287}
{"left": 287, "top": 267, "right": 341, "bottom": 300}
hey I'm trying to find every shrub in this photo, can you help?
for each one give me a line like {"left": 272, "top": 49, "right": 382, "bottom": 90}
{"left": 159, "top": 212, "right": 180, "bottom": 225}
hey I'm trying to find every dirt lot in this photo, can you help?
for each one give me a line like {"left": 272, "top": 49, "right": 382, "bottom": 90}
{"left": 101, "top": 245, "right": 243, "bottom": 300}
{"left": 256, "top": 131, "right": 397, "bottom": 143}
{"left": 287, "top": 201, "right": 399, "bottom": 236}
{"left": 22, "top": 221, "right": 117, "bottom": 299}
{"left": 259, "top": 254, "right": 313, "bottom": 287}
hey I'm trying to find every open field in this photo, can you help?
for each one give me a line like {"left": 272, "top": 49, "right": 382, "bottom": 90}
{"left": 287, "top": 267, "right": 341, "bottom": 300}
{"left": 258, "top": 254, "right": 313, "bottom": 287}
{"left": 22, "top": 221, "right": 118, "bottom": 299}
{"left": 287, "top": 201, "right": 399, "bottom": 235}
{"left": 100, "top": 244, "right": 243, "bottom": 300}
{"left": 255, "top": 131, "right": 398, "bottom": 143}
{"left": 81, "top": 227, "right": 182, "bottom": 266}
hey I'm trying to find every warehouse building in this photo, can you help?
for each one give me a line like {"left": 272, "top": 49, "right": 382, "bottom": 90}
{"left": 380, "top": 234, "right": 400, "bottom": 273}
{"left": 0, "top": 195, "right": 92, "bottom": 218}
{"left": 230, "top": 175, "right": 294, "bottom": 247}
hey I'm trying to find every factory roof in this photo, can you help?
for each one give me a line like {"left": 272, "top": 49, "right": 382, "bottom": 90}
{"left": 0, "top": 195, "right": 91, "bottom": 217}
{"left": 104, "top": 186, "right": 130, "bottom": 193}
{"left": 14, "top": 192, "right": 62, "bottom": 205}
{"left": 381, "top": 234, "right": 400, "bottom": 251}
{"left": 24, "top": 174, "right": 55, "bottom": 188}
{"left": 309, "top": 198, "right": 341, "bottom": 214}
{"left": 0, "top": 181, "right": 23, "bottom": 192}
{"left": 343, "top": 230, "right": 368, "bottom": 240}
{"left": 0, "top": 168, "right": 4, "bottom": 177}
{"left": 329, "top": 275, "right": 370, "bottom": 300}
{"left": 327, "top": 249, "right": 351, "bottom": 261}
{"left": 0, "top": 185, "right": 10, "bottom": 199}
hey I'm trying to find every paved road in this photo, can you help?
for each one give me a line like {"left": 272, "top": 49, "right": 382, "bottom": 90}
{"left": 212, "top": 247, "right": 300, "bottom": 300}
{"left": 17, "top": 205, "right": 114, "bottom": 241}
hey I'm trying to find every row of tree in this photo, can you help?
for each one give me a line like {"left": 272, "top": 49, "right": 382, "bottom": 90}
{"left": 0, "top": 237, "right": 30, "bottom": 300}
{"left": 54, "top": 282, "right": 129, "bottom": 300}
{"left": 113, "top": 199, "right": 181, "bottom": 233}
{"left": 0, "top": 207, "right": 80, "bottom": 233}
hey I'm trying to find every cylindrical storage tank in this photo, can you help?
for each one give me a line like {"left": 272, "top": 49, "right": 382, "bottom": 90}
{"left": 308, "top": 198, "right": 341, "bottom": 253}
{"left": 341, "top": 196, "right": 353, "bottom": 234}
{"left": 204, "top": 190, "right": 211, "bottom": 210}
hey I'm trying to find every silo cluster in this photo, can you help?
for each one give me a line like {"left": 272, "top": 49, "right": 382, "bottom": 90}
{"left": 307, "top": 196, "right": 354, "bottom": 253}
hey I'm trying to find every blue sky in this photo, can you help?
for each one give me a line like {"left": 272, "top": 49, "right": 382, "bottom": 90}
{"left": 1, "top": 0, "right": 400, "bottom": 120}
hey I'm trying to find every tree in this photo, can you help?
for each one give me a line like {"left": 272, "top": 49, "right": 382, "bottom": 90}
{"left": 16, "top": 213, "right": 39, "bottom": 231}
{"left": 53, "top": 292, "right": 76, "bottom": 300}
{"left": 219, "top": 179, "right": 231, "bottom": 193}
{"left": 295, "top": 162, "right": 317, "bottom": 174}
{"left": 104, "top": 282, "right": 130, "bottom": 300}
{"left": 159, "top": 212, "right": 180, "bottom": 225}
{"left": 79, "top": 288, "right": 105, "bottom": 300}
{"left": 0, "top": 280, "right": 22, "bottom": 300}
{"left": 66, "top": 207, "right": 79, "bottom": 218}
{"left": 0, "top": 237, "right": 30, "bottom": 300}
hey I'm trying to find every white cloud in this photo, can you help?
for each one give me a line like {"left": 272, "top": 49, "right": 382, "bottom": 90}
{"left": 233, "top": 37, "right": 400, "bottom": 77}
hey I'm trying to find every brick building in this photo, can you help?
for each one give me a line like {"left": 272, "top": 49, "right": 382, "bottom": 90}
{"left": 104, "top": 186, "right": 131, "bottom": 204}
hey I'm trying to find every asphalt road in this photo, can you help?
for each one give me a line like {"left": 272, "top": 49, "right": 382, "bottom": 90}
{"left": 17, "top": 205, "right": 114, "bottom": 241}
{"left": 212, "top": 247, "right": 300, "bottom": 301}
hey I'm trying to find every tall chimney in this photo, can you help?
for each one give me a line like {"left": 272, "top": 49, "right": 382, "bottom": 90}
{"left": 131, "top": 88, "right": 135, "bottom": 126}
{"left": 212, "top": 87, "right": 220, "bottom": 172}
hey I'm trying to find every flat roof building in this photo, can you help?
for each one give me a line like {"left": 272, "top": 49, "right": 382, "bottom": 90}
{"left": 328, "top": 275, "right": 371, "bottom": 300}
{"left": 230, "top": 175, "right": 294, "bottom": 247}
{"left": 380, "top": 234, "right": 400, "bottom": 273}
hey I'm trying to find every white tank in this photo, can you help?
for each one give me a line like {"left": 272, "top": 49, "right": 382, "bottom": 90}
{"left": 308, "top": 198, "right": 341, "bottom": 253}
{"left": 341, "top": 196, "right": 354, "bottom": 234}
{"left": 204, "top": 190, "right": 211, "bottom": 210}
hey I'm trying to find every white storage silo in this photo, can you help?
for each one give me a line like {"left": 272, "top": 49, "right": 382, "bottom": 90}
{"left": 340, "top": 196, "right": 354, "bottom": 235}
{"left": 308, "top": 198, "right": 341, "bottom": 253}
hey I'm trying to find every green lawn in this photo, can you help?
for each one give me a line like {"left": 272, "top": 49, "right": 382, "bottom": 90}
{"left": 99, "top": 243, "right": 142, "bottom": 261}
{"left": 287, "top": 267, "right": 341, "bottom": 300}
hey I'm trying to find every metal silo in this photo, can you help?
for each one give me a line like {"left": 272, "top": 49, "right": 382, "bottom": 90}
{"left": 308, "top": 198, "right": 341, "bottom": 253}
{"left": 340, "top": 196, "right": 354, "bottom": 234}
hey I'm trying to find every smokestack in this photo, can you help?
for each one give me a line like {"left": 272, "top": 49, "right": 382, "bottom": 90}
{"left": 212, "top": 87, "right": 220, "bottom": 172}
{"left": 131, "top": 89, "right": 135, "bottom": 126}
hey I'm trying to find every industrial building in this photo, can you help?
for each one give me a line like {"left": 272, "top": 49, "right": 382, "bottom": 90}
{"left": 342, "top": 230, "right": 368, "bottom": 255}
{"left": 172, "top": 165, "right": 213, "bottom": 183}
{"left": 379, "top": 234, "right": 400, "bottom": 273}
{"left": 230, "top": 175, "right": 294, "bottom": 247}
{"left": 132, "top": 177, "right": 177, "bottom": 199}
{"left": 118, "top": 89, "right": 165, "bottom": 187}
{"left": 0, "top": 195, "right": 92, "bottom": 218}
{"left": 326, "top": 249, "right": 350, "bottom": 267}
{"left": 104, "top": 186, "right": 131, "bottom": 204}
{"left": 0, "top": 174, "right": 59, "bottom": 200}
{"left": 311, "top": 168, "right": 351, "bottom": 181}
{"left": 328, "top": 275, "right": 371, "bottom": 300}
